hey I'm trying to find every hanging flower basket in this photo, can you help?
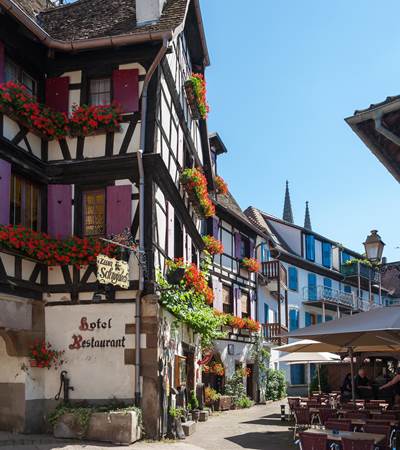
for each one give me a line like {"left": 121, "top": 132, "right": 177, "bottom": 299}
{"left": 29, "top": 339, "right": 65, "bottom": 369}
{"left": 180, "top": 168, "right": 215, "bottom": 218}
{"left": 241, "top": 257, "right": 260, "bottom": 273}
{"left": 202, "top": 235, "right": 224, "bottom": 255}
{"left": 215, "top": 176, "right": 228, "bottom": 196}
{"left": 184, "top": 74, "right": 209, "bottom": 120}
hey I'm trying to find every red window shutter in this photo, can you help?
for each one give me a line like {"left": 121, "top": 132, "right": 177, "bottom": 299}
{"left": 106, "top": 185, "right": 132, "bottom": 236}
{"left": 112, "top": 69, "right": 139, "bottom": 113}
{"left": 45, "top": 77, "right": 70, "bottom": 113}
{"left": 0, "top": 41, "right": 4, "bottom": 84}
{"left": 0, "top": 159, "right": 11, "bottom": 225}
{"left": 48, "top": 185, "right": 72, "bottom": 238}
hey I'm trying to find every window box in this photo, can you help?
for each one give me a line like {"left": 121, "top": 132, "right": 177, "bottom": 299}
{"left": 184, "top": 79, "right": 202, "bottom": 120}
{"left": 180, "top": 168, "right": 215, "bottom": 218}
{"left": 184, "top": 74, "right": 209, "bottom": 120}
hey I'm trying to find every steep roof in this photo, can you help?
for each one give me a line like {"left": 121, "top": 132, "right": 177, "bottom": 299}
{"left": 38, "top": 0, "right": 188, "bottom": 41}
{"left": 13, "top": 0, "right": 49, "bottom": 18}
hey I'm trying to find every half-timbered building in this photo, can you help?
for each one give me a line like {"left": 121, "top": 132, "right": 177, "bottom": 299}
{"left": 0, "top": 0, "right": 213, "bottom": 438}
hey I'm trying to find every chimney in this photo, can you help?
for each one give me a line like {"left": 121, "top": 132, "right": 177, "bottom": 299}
{"left": 136, "top": 0, "right": 167, "bottom": 26}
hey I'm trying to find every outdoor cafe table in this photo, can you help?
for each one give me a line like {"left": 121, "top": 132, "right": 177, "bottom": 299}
{"left": 303, "top": 429, "right": 385, "bottom": 445}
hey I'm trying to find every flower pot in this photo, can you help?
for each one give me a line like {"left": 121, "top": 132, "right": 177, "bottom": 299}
{"left": 191, "top": 410, "right": 200, "bottom": 422}
{"left": 184, "top": 80, "right": 202, "bottom": 120}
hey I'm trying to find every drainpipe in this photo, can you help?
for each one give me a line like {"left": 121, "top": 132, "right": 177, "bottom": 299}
{"left": 135, "top": 38, "right": 169, "bottom": 406}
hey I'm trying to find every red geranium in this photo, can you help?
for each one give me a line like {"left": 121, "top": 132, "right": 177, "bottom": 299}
{"left": 69, "top": 103, "right": 122, "bottom": 137}
{"left": 215, "top": 176, "right": 228, "bottom": 196}
{"left": 188, "top": 73, "right": 210, "bottom": 119}
{"left": 29, "top": 339, "right": 64, "bottom": 369}
{"left": 202, "top": 235, "right": 224, "bottom": 255}
{"left": 180, "top": 168, "right": 215, "bottom": 218}
{"left": 241, "top": 257, "right": 260, "bottom": 273}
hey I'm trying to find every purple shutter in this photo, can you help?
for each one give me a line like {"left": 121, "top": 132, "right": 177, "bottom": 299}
{"left": 0, "top": 159, "right": 11, "bottom": 225}
{"left": 249, "top": 239, "right": 255, "bottom": 258}
{"left": 45, "top": 77, "right": 70, "bottom": 113}
{"left": 250, "top": 291, "right": 256, "bottom": 320}
{"left": 106, "top": 185, "right": 132, "bottom": 236}
{"left": 234, "top": 232, "right": 242, "bottom": 258}
{"left": 48, "top": 185, "right": 72, "bottom": 238}
{"left": 0, "top": 41, "right": 4, "bottom": 84}
{"left": 212, "top": 217, "right": 219, "bottom": 238}
{"left": 112, "top": 69, "right": 139, "bottom": 113}
{"left": 167, "top": 202, "right": 174, "bottom": 258}
{"left": 235, "top": 287, "right": 242, "bottom": 318}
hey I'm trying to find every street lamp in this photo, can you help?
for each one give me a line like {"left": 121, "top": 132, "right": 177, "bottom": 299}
{"left": 363, "top": 230, "right": 385, "bottom": 263}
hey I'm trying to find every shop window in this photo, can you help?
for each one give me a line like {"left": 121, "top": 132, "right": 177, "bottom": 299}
{"left": 222, "top": 285, "right": 233, "bottom": 314}
{"left": 174, "top": 355, "right": 187, "bottom": 388}
{"left": 5, "top": 58, "right": 37, "bottom": 95}
{"left": 10, "top": 173, "right": 41, "bottom": 230}
{"left": 89, "top": 78, "right": 111, "bottom": 105}
{"left": 83, "top": 189, "right": 106, "bottom": 236}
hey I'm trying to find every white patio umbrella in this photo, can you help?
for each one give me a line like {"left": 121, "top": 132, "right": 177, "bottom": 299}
{"left": 283, "top": 306, "right": 400, "bottom": 402}
{"left": 277, "top": 351, "right": 341, "bottom": 394}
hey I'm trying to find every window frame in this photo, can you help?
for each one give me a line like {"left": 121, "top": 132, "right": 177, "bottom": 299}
{"left": 82, "top": 188, "right": 107, "bottom": 237}
{"left": 88, "top": 77, "right": 112, "bottom": 106}
{"left": 5, "top": 57, "right": 37, "bottom": 96}
{"left": 10, "top": 172, "right": 42, "bottom": 231}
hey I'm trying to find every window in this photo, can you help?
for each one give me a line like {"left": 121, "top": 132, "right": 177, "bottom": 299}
{"left": 241, "top": 292, "right": 249, "bottom": 318}
{"left": 83, "top": 189, "right": 106, "bottom": 236}
{"left": 89, "top": 78, "right": 111, "bottom": 105}
{"left": 5, "top": 58, "right": 36, "bottom": 95}
{"left": 288, "top": 267, "right": 298, "bottom": 291}
{"left": 264, "top": 303, "right": 269, "bottom": 324}
{"left": 305, "top": 311, "right": 316, "bottom": 326}
{"left": 323, "top": 277, "right": 332, "bottom": 299}
{"left": 10, "top": 174, "right": 41, "bottom": 230}
{"left": 344, "top": 285, "right": 352, "bottom": 294}
{"left": 222, "top": 285, "right": 233, "bottom": 314}
{"left": 260, "top": 242, "right": 270, "bottom": 262}
{"left": 322, "top": 242, "right": 332, "bottom": 268}
{"left": 289, "top": 309, "right": 299, "bottom": 331}
{"left": 240, "top": 236, "right": 250, "bottom": 259}
{"left": 291, "top": 364, "right": 305, "bottom": 385}
{"left": 307, "top": 273, "right": 317, "bottom": 301}
{"left": 305, "top": 234, "right": 315, "bottom": 261}
{"left": 341, "top": 251, "right": 352, "bottom": 264}
{"left": 174, "top": 215, "right": 184, "bottom": 258}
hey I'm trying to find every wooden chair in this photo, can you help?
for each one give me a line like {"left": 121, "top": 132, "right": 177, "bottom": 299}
{"left": 298, "top": 432, "right": 327, "bottom": 450}
{"left": 345, "top": 411, "right": 370, "bottom": 420}
{"left": 364, "top": 423, "right": 392, "bottom": 448}
{"left": 317, "top": 408, "right": 337, "bottom": 426}
{"left": 341, "top": 437, "right": 375, "bottom": 450}
{"left": 293, "top": 408, "right": 311, "bottom": 440}
{"left": 325, "top": 419, "right": 352, "bottom": 431}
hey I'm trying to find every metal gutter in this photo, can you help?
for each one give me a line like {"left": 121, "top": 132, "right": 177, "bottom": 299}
{"left": 0, "top": 0, "right": 172, "bottom": 51}
{"left": 135, "top": 38, "right": 169, "bottom": 406}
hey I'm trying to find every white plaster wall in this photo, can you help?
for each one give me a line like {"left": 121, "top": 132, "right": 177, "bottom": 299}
{"left": 83, "top": 134, "right": 106, "bottom": 158}
{"left": 3, "top": 115, "right": 21, "bottom": 141}
{"left": 61, "top": 71, "right": 82, "bottom": 84}
{"left": 68, "top": 90, "right": 81, "bottom": 115}
{"left": 21, "top": 259, "right": 36, "bottom": 281}
{"left": 257, "top": 285, "right": 278, "bottom": 324}
{"left": 45, "top": 303, "right": 136, "bottom": 400}
{"left": 214, "top": 340, "right": 254, "bottom": 379}
{"left": 1, "top": 252, "right": 15, "bottom": 277}
{"left": 47, "top": 140, "right": 64, "bottom": 161}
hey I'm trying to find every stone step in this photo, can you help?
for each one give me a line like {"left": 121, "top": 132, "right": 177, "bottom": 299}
{"left": 199, "top": 410, "right": 209, "bottom": 422}
{"left": 182, "top": 420, "right": 196, "bottom": 436}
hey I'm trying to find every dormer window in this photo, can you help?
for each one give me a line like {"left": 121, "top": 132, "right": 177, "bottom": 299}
{"left": 89, "top": 78, "right": 111, "bottom": 105}
{"left": 5, "top": 58, "right": 36, "bottom": 95}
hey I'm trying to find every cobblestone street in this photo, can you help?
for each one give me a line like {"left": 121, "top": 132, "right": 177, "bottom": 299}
{"left": 0, "top": 402, "right": 295, "bottom": 450}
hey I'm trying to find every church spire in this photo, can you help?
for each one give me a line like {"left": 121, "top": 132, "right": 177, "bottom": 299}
{"left": 304, "top": 201, "right": 312, "bottom": 230}
{"left": 282, "top": 180, "right": 294, "bottom": 223}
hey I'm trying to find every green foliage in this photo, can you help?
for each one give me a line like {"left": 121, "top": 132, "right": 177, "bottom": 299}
{"left": 157, "top": 253, "right": 226, "bottom": 348}
{"left": 310, "top": 365, "right": 330, "bottom": 394}
{"left": 204, "top": 387, "right": 221, "bottom": 406}
{"left": 169, "top": 407, "right": 185, "bottom": 419}
{"left": 189, "top": 390, "right": 199, "bottom": 411}
{"left": 225, "top": 369, "right": 248, "bottom": 406}
{"left": 47, "top": 403, "right": 142, "bottom": 436}
{"left": 237, "top": 396, "right": 253, "bottom": 408}
{"left": 344, "top": 258, "right": 376, "bottom": 268}
{"left": 265, "top": 369, "right": 287, "bottom": 401}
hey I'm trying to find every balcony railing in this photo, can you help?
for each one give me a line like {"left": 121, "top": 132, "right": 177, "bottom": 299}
{"left": 261, "top": 261, "right": 287, "bottom": 286}
{"left": 341, "top": 262, "right": 379, "bottom": 283}
{"left": 303, "top": 286, "right": 354, "bottom": 308}
{"left": 262, "top": 323, "right": 288, "bottom": 345}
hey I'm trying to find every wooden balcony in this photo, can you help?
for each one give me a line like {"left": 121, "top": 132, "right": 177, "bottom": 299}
{"left": 262, "top": 323, "right": 288, "bottom": 345}
{"left": 261, "top": 261, "right": 287, "bottom": 287}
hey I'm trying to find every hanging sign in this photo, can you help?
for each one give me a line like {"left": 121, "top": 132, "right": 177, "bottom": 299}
{"left": 96, "top": 254, "right": 129, "bottom": 289}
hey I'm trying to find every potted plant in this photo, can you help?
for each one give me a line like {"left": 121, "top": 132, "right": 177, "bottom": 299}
{"left": 202, "top": 235, "right": 224, "bottom": 255}
{"left": 168, "top": 407, "right": 185, "bottom": 440}
{"left": 184, "top": 73, "right": 209, "bottom": 120}
{"left": 204, "top": 387, "right": 221, "bottom": 412}
{"left": 189, "top": 390, "right": 200, "bottom": 422}
{"left": 214, "top": 176, "right": 228, "bottom": 196}
{"left": 241, "top": 257, "right": 260, "bottom": 273}
{"left": 180, "top": 168, "right": 215, "bottom": 218}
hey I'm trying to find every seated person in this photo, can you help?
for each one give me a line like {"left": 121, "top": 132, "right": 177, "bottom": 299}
{"left": 380, "top": 367, "right": 400, "bottom": 405}
{"left": 341, "top": 372, "right": 352, "bottom": 400}
{"left": 354, "top": 367, "right": 373, "bottom": 399}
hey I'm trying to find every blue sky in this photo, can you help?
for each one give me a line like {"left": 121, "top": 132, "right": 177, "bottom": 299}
{"left": 201, "top": 0, "right": 400, "bottom": 261}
